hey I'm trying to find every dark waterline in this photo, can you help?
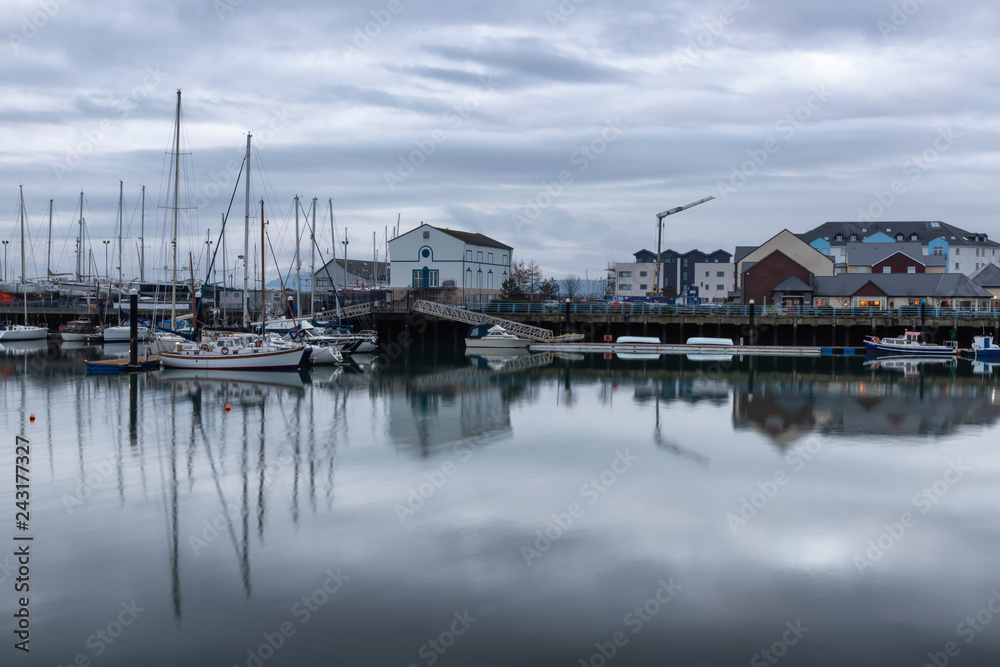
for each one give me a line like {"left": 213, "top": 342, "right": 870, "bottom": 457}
{"left": 2, "top": 344, "right": 1000, "bottom": 665}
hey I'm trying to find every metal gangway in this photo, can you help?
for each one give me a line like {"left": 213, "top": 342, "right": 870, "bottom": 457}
{"left": 412, "top": 300, "right": 554, "bottom": 341}
{"left": 312, "top": 302, "right": 374, "bottom": 321}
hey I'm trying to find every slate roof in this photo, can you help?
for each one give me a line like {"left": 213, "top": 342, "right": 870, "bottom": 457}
{"left": 843, "top": 241, "right": 944, "bottom": 266}
{"left": 433, "top": 226, "right": 512, "bottom": 250}
{"left": 798, "top": 221, "right": 1000, "bottom": 248}
{"left": 813, "top": 273, "right": 992, "bottom": 298}
{"left": 773, "top": 276, "right": 813, "bottom": 292}
{"left": 733, "top": 246, "right": 756, "bottom": 264}
{"left": 970, "top": 263, "right": 1000, "bottom": 287}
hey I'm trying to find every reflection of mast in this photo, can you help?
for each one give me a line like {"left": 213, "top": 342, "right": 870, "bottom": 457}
{"left": 169, "top": 390, "right": 181, "bottom": 621}
{"left": 257, "top": 402, "right": 266, "bottom": 541}
{"left": 242, "top": 407, "right": 251, "bottom": 596}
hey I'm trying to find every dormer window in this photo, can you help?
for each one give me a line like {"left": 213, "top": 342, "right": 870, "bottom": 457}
{"left": 910, "top": 233, "right": 919, "bottom": 241}
{"left": 849, "top": 234, "right": 858, "bottom": 241}
{"left": 834, "top": 233, "right": 844, "bottom": 241}
{"left": 895, "top": 233, "right": 903, "bottom": 241}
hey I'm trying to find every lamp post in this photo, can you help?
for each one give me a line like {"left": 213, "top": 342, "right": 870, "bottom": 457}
{"left": 652, "top": 196, "right": 714, "bottom": 298}
{"left": 103, "top": 240, "right": 111, "bottom": 280}
{"left": 1, "top": 240, "right": 7, "bottom": 281}
{"left": 341, "top": 229, "right": 349, "bottom": 295}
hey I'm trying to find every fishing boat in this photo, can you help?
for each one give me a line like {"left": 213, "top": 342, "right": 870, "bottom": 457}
{"left": 465, "top": 323, "right": 530, "bottom": 349}
{"left": 159, "top": 334, "right": 309, "bottom": 370}
{"left": 0, "top": 187, "right": 48, "bottom": 341}
{"left": 863, "top": 331, "right": 957, "bottom": 357}
{"left": 972, "top": 335, "right": 1000, "bottom": 359}
{"left": 863, "top": 355, "right": 957, "bottom": 377}
{"left": 59, "top": 318, "right": 103, "bottom": 342}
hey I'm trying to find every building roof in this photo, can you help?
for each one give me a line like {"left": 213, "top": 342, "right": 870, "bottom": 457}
{"left": 733, "top": 246, "right": 756, "bottom": 264}
{"left": 432, "top": 226, "right": 512, "bottom": 250}
{"left": 844, "top": 241, "right": 927, "bottom": 266}
{"left": 773, "top": 276, "right": 813, "bottom": 292}
{"left": 813, "top": 273, "right": 992, "bottom": 298}
{"left": 970, "top": 263, "right": 1000, "bottom": 287}
{"left": 798, "top": 221, "right": 1000, "bottom": 248}
{"left": 315, "top": 258, "right": 389, "bottom": 281}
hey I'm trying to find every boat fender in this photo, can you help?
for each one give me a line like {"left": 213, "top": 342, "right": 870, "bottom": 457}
{"left": 872, "top": 337, "right": 880, "bottom": 344}
{"left": 199, "top": 343, "right": 208, "bottom": 351}
{"left": 221, "top": 346, "right": 229, "bottom": 355}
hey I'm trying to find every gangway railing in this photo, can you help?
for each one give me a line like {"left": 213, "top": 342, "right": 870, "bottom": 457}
{"left": 412, "top": 300, "right": 553, "bottom": 341}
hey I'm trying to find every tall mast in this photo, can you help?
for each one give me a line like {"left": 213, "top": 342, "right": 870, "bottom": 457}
{"left": 310, "top": 198, "right": 317, "bottom": 317}
{"left": 46, "top": 199, "right": 52, "bottom": 278}
{"left": 118, "top": 179, "right": 123, "bottom": 288}
{"left": 222, "top": 213, "right": 227, "bottom": 323}
{"left": 329, "top": 198, "right": 339, "bottom": 318}
{"left": 243, "top": 133, "right": 252, "bottom": 328}
{"left": 77, "top": 191, "right": 84, "bottom": 281}
{"left": 140, "top": 185, "right": 146, "bottom": 282}
{"left": 260, "top": 199, "right": 265, "bottom": 334}
{"left": 171, "top": 89, "right": 181, "bottom": 330}
{"left": 19, "top": 185, "right": 25, "bottom": 284}
{"left": 294, "top": 194, "right": 300, "bottom": 321}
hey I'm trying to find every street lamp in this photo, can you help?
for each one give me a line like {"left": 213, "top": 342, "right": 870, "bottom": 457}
{"left": 102, "top": 240, "right": 111, "bottom": 280}
{"left": 652, "top": 196, "right": 714, "bottom": 298}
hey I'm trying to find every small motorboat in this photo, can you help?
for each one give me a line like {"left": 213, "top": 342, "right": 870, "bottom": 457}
{"left": 972, "top": 335, "right": 1000, "bottom": 359}
{"left": 59, "top": 318, "right": 103, "bottom": 342}
{"left": 465, "top": 324, "right": 530, "bottom": 349}
{"left": 863, "top": 331, "right": 956, "bottom": 357}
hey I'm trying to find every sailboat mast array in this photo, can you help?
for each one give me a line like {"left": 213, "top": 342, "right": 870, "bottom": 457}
{"left": 171, "top": 89, "right": 181, "bottom": 331}
{"left": 243, "top": 133, "right": 252, "bottom": 328}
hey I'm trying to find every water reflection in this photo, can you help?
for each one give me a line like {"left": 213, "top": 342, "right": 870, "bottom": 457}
{"left": 2, "top": 349, "right": 1000, "bottom": 665}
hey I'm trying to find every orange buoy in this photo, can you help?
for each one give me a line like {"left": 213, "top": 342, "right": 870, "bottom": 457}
{"left": 29, "top": 413, "right": 35, "bottom": 421}
{"left": 225, "top": 405, "right": 231, "bottom": 412}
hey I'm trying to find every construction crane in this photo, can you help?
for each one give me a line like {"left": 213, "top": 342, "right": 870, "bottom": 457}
{"left": 652, "top": 196, "right": 715, "bottom": 298}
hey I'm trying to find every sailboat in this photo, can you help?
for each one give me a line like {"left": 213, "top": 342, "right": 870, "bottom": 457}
{"left": 0, "top": 187, "right": 48, "bottom": 341}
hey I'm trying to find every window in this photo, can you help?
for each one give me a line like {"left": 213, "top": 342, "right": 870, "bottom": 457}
{"left": 717, "top": 271, "right": 725, "bottom": 277}
{"left": 883, "top": 266, "right": 891, "bottom": 273}
{"left": 639, "top": 284, "right": 647, "bottom": 290}
{"left": 835, "top": 233, "right": 844, "bottom": 241}
{"left": 618, "top": 271, "right": 631, "bottom": 278}
{"left": 849, "top": 234, "right": 858, "bottom": 241}
{"left": 411, "top": 269, "right": 440, "bottom": 287}
{"left": 488, "top": 252, "right": 493, "bottom": 263}
{"left": 639, "top": 271, "right": 647, "bottom": 277}
{"left": 423, "top": 231, "right": 430, "bottom": 239}
{"left": 705, "top": 271, "right": 709, "bottom": 277}
{"left": 466, "top": 250, "right": 472, "bottom": 261}
{"left": 910, "top": 234, "right": 919, "bottom": 241}
{"left": 619, "top": 284, "right": 631, "bottom": 290}
{"left": 907, "top": 266, "right": 916, "bottom": 273}
{"left": 955, "top": 262, "right": 960, "bottom": 270}
{"left": 858, "top": 267, "right": 867, "bottom": 273}
{"left": 933, "top": 246, "right": 943, "bottom": 256}
{"left": 429, "top": 270, "right": 439, "bottom": 287}
{"left": 502, "top": 254, "right": 508, "bottom": 265}
{"left": 716, "top": 284, "right": 724, "bottom": 291}
{"left": 955, "top": 248, "right": 960, "bottom": 255}
{"left": 895, "top": 233, "right": 903, "bottom": 241}
{"left": 682, "top": 259, "right": 688, "bottom": 266}
{"left": 477, "top": 251, "right": 483, "bottom": 263}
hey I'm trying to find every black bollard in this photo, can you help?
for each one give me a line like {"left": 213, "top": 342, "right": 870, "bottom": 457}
{"left": 127, "top": 289, "right": 139, "bottom": 371}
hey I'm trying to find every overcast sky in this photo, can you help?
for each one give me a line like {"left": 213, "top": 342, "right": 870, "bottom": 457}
{"left": 2, "top": 0, "right": 998, "bottom": 283}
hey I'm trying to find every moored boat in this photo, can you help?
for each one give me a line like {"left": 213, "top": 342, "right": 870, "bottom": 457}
{"left": 863, "top": 331, "right": 957, "bottom": 357}
{"left": 59, "top": 318, "right": 103, "bottom": 342}
{"left": 158, "top": 334, "right": 309, "bottom": 370}
{"left": 465, "top": 324, "right": 531, "bottom": 349}
{"left": 972, "top": 335, "right": 1000, "bottom": 359}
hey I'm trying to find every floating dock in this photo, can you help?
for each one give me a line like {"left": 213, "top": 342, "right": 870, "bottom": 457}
{"left": 529, "top": 343, "right": 823, "bottom": 357}
{"left": 86, "top": 356, "right": 161, "bottom": 374}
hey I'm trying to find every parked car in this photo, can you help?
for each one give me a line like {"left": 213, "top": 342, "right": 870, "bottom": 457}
{"left": 543, "top": 300, "right": 560, "bottom": 312}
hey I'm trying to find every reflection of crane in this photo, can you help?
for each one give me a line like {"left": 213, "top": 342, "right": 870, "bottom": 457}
{"left": 653, "top": 388, "right": 710, "bottom": 465}
{"left": 652, "top": 196, "right": 715, "bottom": 297}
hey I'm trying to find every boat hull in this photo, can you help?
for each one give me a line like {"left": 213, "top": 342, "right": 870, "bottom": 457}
{"left": 0, "top": 325, "right": 48, "bottom": 341}
{"left": 104, "top": 326, "right": 152, "bottom": 342}
{"left": 863, "top": 341, "right": 956, "bottom": 357}
{"left": 465, "top": 337, "right": 531, "bottom": 349}
{"left": 973, "top": 336, "right": 1000, "bottom": 359}
{"left": 159, "top": 346, "right": 308, "bottom": 370}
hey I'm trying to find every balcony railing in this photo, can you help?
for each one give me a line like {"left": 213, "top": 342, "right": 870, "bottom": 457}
{"left": 466, "top": 302, "right": 1000, "bottom": 318}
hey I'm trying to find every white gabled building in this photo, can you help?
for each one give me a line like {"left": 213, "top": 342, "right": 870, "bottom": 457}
{"left": 387, "top": 223, "right": 513, "bottom": 305}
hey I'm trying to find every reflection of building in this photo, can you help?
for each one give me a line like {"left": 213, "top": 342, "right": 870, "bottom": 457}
{"left": 733, "top": 378, "right": 1000, "bottom": 446}
{"left": 388, "top": 373, "right": 513, "bottom": 455}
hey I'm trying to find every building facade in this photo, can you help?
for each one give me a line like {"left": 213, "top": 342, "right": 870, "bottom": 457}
{"left": 387, "top": 223, "right": 512, "bottom": 305}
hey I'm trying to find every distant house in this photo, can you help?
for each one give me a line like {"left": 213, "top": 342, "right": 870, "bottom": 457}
{"left": 387, "top": 223, "right": 512, "bottom": 305}
{"left": 842, "top": 242, "right": 946, "bottom": 274}
{"left": 630, "top": 247, "right": 731, "bottom": 296}
{"left": 970, "top": 263, "right": 1000, "bottom": 302}
{"left": 813, "top": 274, "right": 992, "bottom": 310}
{"left": 738, "top": 230, "right": 834, "bottom": 304}
{"left": 798, "top": 221, "right": 1000, "bottom": 276}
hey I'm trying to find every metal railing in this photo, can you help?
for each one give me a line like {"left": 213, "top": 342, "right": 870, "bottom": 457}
{"left": 466, "top": 302, "right": 1000, "bottom": 319}
{"left": 412, "top": 300, "right": 554, "bottom": 341}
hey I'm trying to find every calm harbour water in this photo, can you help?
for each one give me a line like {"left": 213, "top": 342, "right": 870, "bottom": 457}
{"left": 2, "top": 343, "right": 1000, "bottom": 666}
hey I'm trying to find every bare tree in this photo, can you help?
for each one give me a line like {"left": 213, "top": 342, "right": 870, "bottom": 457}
{"left": 564, "top": 273, "right": 582, "bottom": 301}
{"left": 526, "top": 261, "right": 542, "bottom": 294}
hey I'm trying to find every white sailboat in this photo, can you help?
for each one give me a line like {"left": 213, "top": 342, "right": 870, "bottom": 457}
{"left": 0, "top": 187, "right": 48, "bottom": 341}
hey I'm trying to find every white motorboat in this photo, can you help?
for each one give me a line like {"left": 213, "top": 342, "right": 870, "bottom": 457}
{"left": 465, "top": 324, "right": 531, "bottom": 349}
{"left": 159, "top": 334, "right": 309, "bottom": 370}
{"left": 104, "top": 322, "right": 153, "bottom": 342}
{"left": 617, "top": 336, "right": 660, "bottom": 344}
{"left": 972, "top": 335, "right": 1000, "bottom": 360}
{"left": 864, "top": 331, "right": 957, "bottom": 357}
